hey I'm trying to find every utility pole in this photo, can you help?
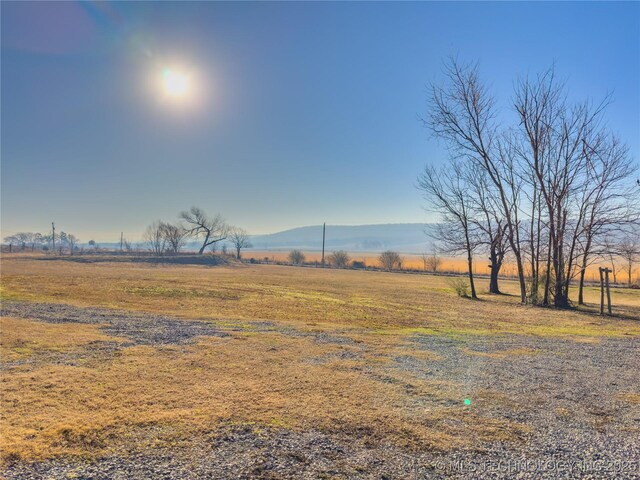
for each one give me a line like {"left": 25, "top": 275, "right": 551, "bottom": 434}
{"left": 321, "top": 223, "right": 326, "bottom": 267}
{"left": 52, "top": 222, "right": 56, "bottom": 253}
{"left": 120, "top": 232, "right": 124, "bottom": 252}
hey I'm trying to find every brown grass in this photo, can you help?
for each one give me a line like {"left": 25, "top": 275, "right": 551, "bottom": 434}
{"left": 0, "top": 326, "right": 525, "bottom": 463}
{"left": 1, "top": 258, "right": 638, "bottom": 337}
{"left": 0, "top": 316, "right": 122, "bottom": 361}
{"left": 1, "top": 256, "right": 637, "bottom": 464}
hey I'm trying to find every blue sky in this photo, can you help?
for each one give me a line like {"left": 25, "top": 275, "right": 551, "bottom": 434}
{"left": 2, "top": 1, "right": 638, "bottom": 240}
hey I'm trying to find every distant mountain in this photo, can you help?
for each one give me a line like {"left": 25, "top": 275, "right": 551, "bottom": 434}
{"left": 249, "top": 223, "right": 434, "bottom": 253}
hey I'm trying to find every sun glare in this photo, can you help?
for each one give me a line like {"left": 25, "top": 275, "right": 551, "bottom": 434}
{"left": 162, "top": 68, "right": 190, "bottom": 98}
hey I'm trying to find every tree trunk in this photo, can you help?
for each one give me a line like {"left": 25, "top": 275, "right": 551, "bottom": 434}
{"left": 488, "top": 248, "right": 502, "bottom": 294}
{"left": 543, "top": 235, "right": 552, "bottom": 306}
{"left": 236, "top": 248, "right": 241, "bottom": 260}
{"left": 489, "top": 266, "right": 501, "bottom": 294}
{"left": 578, "top": 267, "right": 587, "bottom": 305}
{"left": 467, "top": 252, "right": 477, "bottom": 299}
{"left": 577, "top": 250, "right": 589, "bottom": 305}
{"left": 198, "top": 232, "right": 211, "bottom": 255}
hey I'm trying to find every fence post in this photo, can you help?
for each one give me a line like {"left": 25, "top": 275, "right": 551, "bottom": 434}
{"left": 599, "top": 267, "right": 605, "bottom": 316}
{"left": 605, "top": 268, "right": 612, "bottom": 315}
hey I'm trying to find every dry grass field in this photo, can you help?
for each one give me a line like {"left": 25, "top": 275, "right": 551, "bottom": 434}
{"left": 1, "top": 255, "right": 639, "bottom": 478}
{"left": 246, "top": 250, "right": 636, "bottom": 283}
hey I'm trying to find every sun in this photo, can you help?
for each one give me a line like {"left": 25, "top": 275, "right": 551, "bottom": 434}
{"left": 162, "top": 68, "right": 190, "bottom": 98}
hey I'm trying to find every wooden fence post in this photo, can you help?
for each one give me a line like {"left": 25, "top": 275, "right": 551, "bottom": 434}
{"left": 599, "top": 267, "right": 605, "bottom": 316}
{"left": 605, "top": 268, "right": 612, "bottom": 315}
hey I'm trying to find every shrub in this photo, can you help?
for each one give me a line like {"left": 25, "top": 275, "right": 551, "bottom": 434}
{"left": 423, "top": 252, "right": 441, "bottom": 272}
{"left": 449, "top": 277, "right": 470, "bottom": 298}
{"left": 328, "top": 250, "right": 350, "bottom": 267}
{"left": 378, "top": 250, "right": 402, "bottom": 271}
{"left": 351, "top": 260, "right": 366, "bottom": 269}
{"left": 288, "top": 250, "right": 305, "bottom": 265}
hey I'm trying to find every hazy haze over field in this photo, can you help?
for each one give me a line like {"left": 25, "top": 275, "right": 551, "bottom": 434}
{"left": 1, "top": 2, "right": 638, "bottom": 240}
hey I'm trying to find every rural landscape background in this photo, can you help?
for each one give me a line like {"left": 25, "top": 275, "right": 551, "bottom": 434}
{"left": 2, "top": 1, "right": 639, "bottom": 479}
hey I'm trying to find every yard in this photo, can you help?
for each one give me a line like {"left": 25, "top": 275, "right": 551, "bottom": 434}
{"left": 1, "top": 256, "right": 639, "bottom": 478}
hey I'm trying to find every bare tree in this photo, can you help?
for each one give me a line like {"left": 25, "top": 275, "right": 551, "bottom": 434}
{"left": 426, "top": 58, "right": 527, "bottom": 302}
{"left": 423, "top": 252, "right": 441, "bottom": 272}
{"left": 379, "top": 250, "right": 402, "bottom": 271}
{"left": 123, "top": 238, "right": 134, "bottom": 252}
{"left": 328, "top": 250, "right": 350, "bottom": 268}
{"left": 229, "top": 227, "right": 252, "bottom": 260}
{"left": 467, "top": 168, "right": 509, "bottom": 294}
{"left": 426, "top": 58, "right": 638, "bottom": 307}
{"left": 574, "top": 135, "right": 638, "bottom": 303}
{"left": 160, "top": 222, "right": 187, "bottom": 254}
{"left": 144, "top": 221, "right": 167, "bottom": 255}
{"left": 3, "top": 234, "right": 19, "bottom": 251}
{"left": 59, "top": 232, "right": 79, "bottom": 255}
{"left": 288, "top": 250, "right": 305, "bottom": 265}
{"left": 418, "top": 160, "right": 479, "bottom": 299}
{"left": 180, "top": 207, "right": 228, "bottom": 255}
{"left": 618, "top": 234, "right": 639, "bottom": 286}
{"left": 512, "top": 68, "right": 632, "bottom": 307}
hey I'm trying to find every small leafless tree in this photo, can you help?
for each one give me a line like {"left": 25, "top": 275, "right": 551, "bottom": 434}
{"left": 229, "top": 227, "right": 252, "bottom": 260}
{"left": 618, "top": 234, "right": 639, "bottom": 286}
{"left": 328, "top": 250, "right": 350, "bottom": 268}
{"left": 288, "top": 250, "right": 305, "bottom": 265}
{"left": 123, "top": 238, "right": 134, "bottom": 252}
{"left": 418, "top": 160, "right": 479, "bottom": 299}
{"left": 59, "top": 232, "right": 79, "bottom": 255}
{"left": 144, "top": 221, "right": 166, "bottom": 255}
{"left": 379, "top": 250, "right": 402, "bottom": 271}
{"left": 422, "top": 252, "right": 441, "bottom": 272}
{"left": 180, "top": 207, "right": 228, "bottom": 255}
{"left": 160, "top": 222, "right": 187, "bottom": 254}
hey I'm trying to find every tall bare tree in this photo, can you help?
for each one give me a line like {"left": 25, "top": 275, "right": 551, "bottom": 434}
{"left": 427, "top": 58, "right": 527, "bottom": 302}
{"left": 180, "top": 207, "right": 228, "bottom": 255}
{"left": 574, "top": 135, "right": 638, "bottom": 303}
{"left": 513, "top": 69, "right": 630, "bottom": 307}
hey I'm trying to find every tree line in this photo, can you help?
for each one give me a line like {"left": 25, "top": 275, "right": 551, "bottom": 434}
{"left": 4, "top": 207, "right": 253, "bottom": 260}
{"left": 418, "top": 59, "right": 639, "bottom": 307}
{"left": 3, "top": 231, "right": 80, "bottom": 254}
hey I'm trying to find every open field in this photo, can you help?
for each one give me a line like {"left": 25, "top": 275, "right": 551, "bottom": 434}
{"left": 245, "top": 250, "right": 638, "bottom": 284}
{"left": 1, "top": 256, "right": 639, "bottom": 479}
